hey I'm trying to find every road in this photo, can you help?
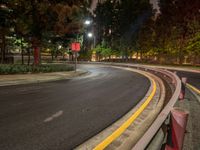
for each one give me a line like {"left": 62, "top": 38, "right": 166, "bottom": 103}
{"left": 174, "top": 70, "right": 200, "bottom": 149}
{"left": 170, "top": 69, "right": 200, "bottom": 149}
{"left": 0, "top": 65, "right": 150, "bottom": 150}
{"left": 173, "top": 70, "right": 200, "bottom": 89}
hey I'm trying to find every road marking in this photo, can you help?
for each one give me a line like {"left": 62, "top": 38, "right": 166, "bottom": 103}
{"left": 187, "top": 84, "right": 200, "bottom": 94}
{"left": 44, "top": 110, "right": 63, "bottom": 122}
{"left": 93, "top": 75, "right": 156, "bottom": 150}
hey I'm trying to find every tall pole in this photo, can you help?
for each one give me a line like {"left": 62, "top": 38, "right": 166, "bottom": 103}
{"left": 93, "top": 35, "right": 96, "bottom": 49}
{"left": 74, "top": 35, "right": 79, "bottom": 73}
{"left": 74, "top": 52, "right": 77, "bottom": 72}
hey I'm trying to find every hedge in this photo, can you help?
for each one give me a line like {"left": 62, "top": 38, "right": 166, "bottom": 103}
{"left": 0, "top": 64, "right": 74, "bottom": 74}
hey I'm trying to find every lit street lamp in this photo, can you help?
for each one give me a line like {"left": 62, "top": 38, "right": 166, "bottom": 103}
{"left": 87, "top": 32, "right": 96, "bottom": 49}
{"left": 87, "top": 32, "right": 93, "bottom": 38}
{"left": 84, "top": 20, "right": 91, "bottom": 25}
{"left": 58, "top": 45, "right": 62, "bottom": 49}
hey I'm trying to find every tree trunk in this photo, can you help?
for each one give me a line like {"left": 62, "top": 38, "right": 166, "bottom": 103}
{"left": 192, "top": 53, "right": 199, "bottom": 65}
{"left": 178, "top": 31, "right": 187, "bottom": 65}
{"left": 62, "top": 53, "right": 65, "bottom": 59}
{"left": 109, "top": 56, "right": 111, "bottom": 62}
{"left": 136, "top": 51, "right": 138, "bottom": 60}
{"left": 51, "top": 52, "right": 54, "bottom": 61}
{"left": 39, "top": 47, "right": 41, "bottom": 64}
{"left": 125, "top": 49, "right": 128, "bottom": 62}
{"left": 27, "top": 48, "right": 30, "bottom": 65}
{"left": 178, "top": 48, "right": 183, "bottom": 65}
{"left": 0, "top": 28, "right": 6, "bottom": 64}
{"left": 140, "top": 51, "right": 143, "bottom": 61}
{"left": 21, "top": 37, "right": 24, "bottom": 65}
{"left": 32, "top": 37, "right": 41, "bottom": 65}
{"left": 33, "top": 47, "right": 40, "bottom": 65}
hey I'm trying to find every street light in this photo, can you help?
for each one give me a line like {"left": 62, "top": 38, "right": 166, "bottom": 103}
{"left": 87, "top": 32, "right": 93, "bottom": 38}
{"left": 58, "top": 45, "right": 62, "bottom": 49}
{"left": 84, "top": 20, "right": 91, "bottom": 25}
{"left": 87, "top": 32, "right": 96, "bottom": 49}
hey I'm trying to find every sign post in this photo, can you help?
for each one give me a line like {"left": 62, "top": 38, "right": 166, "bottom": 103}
{"left": 71, "top": 42, "right": 80, "bottom": 72}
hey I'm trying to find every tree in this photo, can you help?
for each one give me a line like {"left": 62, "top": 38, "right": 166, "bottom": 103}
{"left": 135, "top": 0, "right": 200, "bottom": 64}
{"left": 156, "top": 0, "right": 200, "bottom": 64}
{"left": 137, "top": 19, "right": 155, "bottom": 61}
{"left": 14, "top": 37, "right": 28, "bottom": 64}
{"left": 94, "top": 0, "right": 154, "bottom": 61}
{"left": 93, "top": 44, "right": 103, "bottom": 61}
{"left": 101, "top": 47, "right": 112, "bottom": 60}
{"left": 0, "top": 0, "right": 14, "bottom": 63}
{"left": 186, "top": 32, "right": 200, "bottom": 64}
{"left": 1, "top": 0, "right": 92, "bottom": 64}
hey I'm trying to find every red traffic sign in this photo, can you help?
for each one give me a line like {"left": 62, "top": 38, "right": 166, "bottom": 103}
{"left": 71, "top": 42, "right": 80, "bottom": 52}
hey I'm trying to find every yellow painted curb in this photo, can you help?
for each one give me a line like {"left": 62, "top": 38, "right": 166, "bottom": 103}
{"left": 187, "top": 84, "right": 200, "bottom": 94}
{"left": 93, "top": 75, "right": 157, "bottom": 150}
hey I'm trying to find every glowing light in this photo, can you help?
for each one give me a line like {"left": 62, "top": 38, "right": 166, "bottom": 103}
{"left": 84, "top": 20, "right": 91, "bottom": 25}
{"left": 87, "top": 32, "right": 93, "bottom": 38}
{"left": 58, "top": 45, "right": 62, "bottom": 49}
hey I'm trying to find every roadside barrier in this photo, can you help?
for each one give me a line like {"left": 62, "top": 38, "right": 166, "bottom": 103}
{"left": 104, "top": 63, "right": 183, "bottom": 150}
{"left": 179, "top": 77, "right": 187, "bottom": 100}
{"left": 165, "top": 108, "right": 189, "bottom": 150}
{"left": 79, "top": 62, "right": 183, "bottom": 149}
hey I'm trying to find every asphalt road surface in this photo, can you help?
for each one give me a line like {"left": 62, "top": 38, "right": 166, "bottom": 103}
{"left": 174, "top": 70, "right": 200, "bottom": 89}
{"left": 0, "top": 65, "right": 150, "bottom": 150}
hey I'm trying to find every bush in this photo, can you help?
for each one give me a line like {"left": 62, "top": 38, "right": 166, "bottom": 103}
{"left": 0, "top": 64, "right": 74, "bottom": 74}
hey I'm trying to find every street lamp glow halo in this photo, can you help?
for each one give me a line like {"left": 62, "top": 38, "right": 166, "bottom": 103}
{"left": 87, "top": 32, "right": 93, "bottom": 38}
{"left": 58, "top": 45, "right": 62, "bottom": 49}
{"left": 84, "top": 20, "right": 91, "bottom": 25}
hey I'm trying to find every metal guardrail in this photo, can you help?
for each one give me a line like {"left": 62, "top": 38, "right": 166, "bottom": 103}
{"left": 79, "top": 62, "right": 182, "bottom": 149}
{"left": 105, "top": 63, "right": 182, "bottom": 149}
{"left": 132, "top": 69, "right": 181, "bottom": 149}
{"left": 106, "top": 63, "right": 181, "bottom": 150}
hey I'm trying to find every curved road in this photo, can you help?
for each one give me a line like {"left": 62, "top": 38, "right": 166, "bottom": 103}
{"left": 0, "top": 64, "right": 150, "bottom": 150}
{"left": 175, "top": 71, "right": 200, "bottom": 89}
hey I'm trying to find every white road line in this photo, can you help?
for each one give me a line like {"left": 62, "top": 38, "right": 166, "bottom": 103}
{"left": 44, "top": 110, "right": 63, "bottom": 123}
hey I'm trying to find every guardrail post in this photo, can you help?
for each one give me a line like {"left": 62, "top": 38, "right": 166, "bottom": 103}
{"left": 165, "top": 108, "right": 189, "bottom": 150}
{"left": 179, "top": 77, "right": 187, "bottom": 100}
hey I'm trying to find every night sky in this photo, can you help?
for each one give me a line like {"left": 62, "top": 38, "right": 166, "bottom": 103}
{"left": 91, "top": 0, "right": 160, "bottom": 12}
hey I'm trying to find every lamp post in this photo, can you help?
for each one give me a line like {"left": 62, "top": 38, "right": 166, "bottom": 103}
{"left": 83, "top": 19, "right": 96, "bottom": 61}
{"left": 87, "top": 32, "right": 96, "bottom": 49}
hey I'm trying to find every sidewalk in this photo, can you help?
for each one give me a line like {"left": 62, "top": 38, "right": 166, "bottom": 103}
{"left": 0, "top": 70, "right": 87, "bottom": 86}
{"left": 176, "top": 88, "right": 200, "bottom": 150}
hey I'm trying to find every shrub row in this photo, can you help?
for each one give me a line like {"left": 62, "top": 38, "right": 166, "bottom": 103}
{"left": 0, "top": 64, "right": 74, "bottom": 74}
